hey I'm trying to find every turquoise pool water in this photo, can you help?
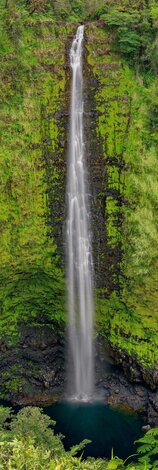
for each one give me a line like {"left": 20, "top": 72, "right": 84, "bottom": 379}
{"left": 45, "top": 401, "right": 143, "bottom": 459}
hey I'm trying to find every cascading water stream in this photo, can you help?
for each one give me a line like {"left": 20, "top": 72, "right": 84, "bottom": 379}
{"left": 67, "top": 25, "right": 94, "bottom": 401}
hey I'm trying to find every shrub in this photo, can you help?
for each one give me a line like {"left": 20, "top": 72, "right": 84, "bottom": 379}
{"left": 10, "top": 406, "right": 64, "bottom": 456}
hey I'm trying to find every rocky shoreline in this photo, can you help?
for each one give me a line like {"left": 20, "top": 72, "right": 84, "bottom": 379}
{"left": 96, "top": 340, "right": 158, "bottom": 427}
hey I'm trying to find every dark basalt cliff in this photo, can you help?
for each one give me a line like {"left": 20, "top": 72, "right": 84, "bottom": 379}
{"left": 0, "top": 10, "right": 158, "bottom": 426}
{"left": 1, "top": 328, "right": 158, "bottom": 426}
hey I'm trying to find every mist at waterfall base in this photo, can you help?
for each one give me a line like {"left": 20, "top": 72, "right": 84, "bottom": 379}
{"left": 46, "top": 402, "right": 143, "bottom": 460}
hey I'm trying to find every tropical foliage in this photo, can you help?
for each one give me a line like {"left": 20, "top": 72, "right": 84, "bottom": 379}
{"left": 0, "top": 406, "right": 157, "bottom": 469}
{"left": 0, "top": 407, "right": 158, "bottom": 470}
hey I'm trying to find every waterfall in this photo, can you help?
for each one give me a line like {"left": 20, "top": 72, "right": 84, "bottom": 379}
{"left": 67, "top": 25, "right": 94, "bottom": 401}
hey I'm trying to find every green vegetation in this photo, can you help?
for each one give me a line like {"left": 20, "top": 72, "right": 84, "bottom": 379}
{"left": 0, "top": 1, "right": 75, "bottom": 344}
{"left": 10, "top": 0, "right": 85, "bottom": 21}
{"left": 0, "top": 405, "right": 157, "bottom": 469}
{"left": 86, "top": 0, "right": 158, "bottom": 76}
{"left": 0, "top": 0, "right": 158, "bottom": 397}
{"left": 86, "top": 17, "right": 158, "bottom": 372}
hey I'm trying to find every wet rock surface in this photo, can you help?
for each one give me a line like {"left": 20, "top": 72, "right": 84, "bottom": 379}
{"left": 0, "top": 326, "right": 66, "bottom": 406}
{"left": 0, "top": 331, "right": 157, "bottom": 427}
{"left": 95, "top": 340, "right": 158, "bottom": 426}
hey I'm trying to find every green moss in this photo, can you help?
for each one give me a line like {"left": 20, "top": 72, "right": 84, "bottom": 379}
{"left": 0, "top": 1, "right": 158, "bottom": 379}
{"left": 86, "top": 24, "right": 158, "bottom": 370}
{"left": 97, "top": 290, "right": 158, "bottom": 368}
{"left": 0, "top": 6, "right": 74, "bottom": 345}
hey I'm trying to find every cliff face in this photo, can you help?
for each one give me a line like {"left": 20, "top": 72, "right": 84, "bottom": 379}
{"left": 0, "top": 3, "right": 158, "bottom": 403}
{"left": 0, "top": 13, "right": 74, "bottom": 399}
{"left": 85, "top": 24, "right": 158, "bottom": 386}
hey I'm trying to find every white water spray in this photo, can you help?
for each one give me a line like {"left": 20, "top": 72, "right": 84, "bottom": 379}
{"left": 67, "top": 26, "right": 94, "bottom": 400}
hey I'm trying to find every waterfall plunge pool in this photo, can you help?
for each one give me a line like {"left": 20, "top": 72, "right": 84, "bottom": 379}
{"left": 45, "top": 401, "right": 143, "bottom": 460}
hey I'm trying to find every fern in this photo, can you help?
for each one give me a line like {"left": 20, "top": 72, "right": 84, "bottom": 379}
{"left": 135, "top": 428, "right": 158, "bottom": 468}
{"left": 69, "top": 439, "right": 91, "bottom": 457}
